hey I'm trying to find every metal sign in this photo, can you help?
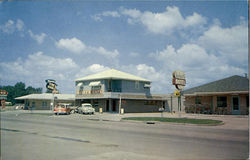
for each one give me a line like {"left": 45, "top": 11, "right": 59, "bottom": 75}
{"left": 45, "top": 79, "right": 57, "bottom": 91}
{"left": 46, "top": 79, "right": 56, "bottom": 84}
{"left": 0, "top": 90, "right": 8, "bottom": 100}
{"left": 174, "top": 90, "right": 180, "bottom": 97}
{"left": 0, "top": 90, "right": 8, "bottom": 95}
{"left": 172, "top": 70, "right": 186, "bottom": 90}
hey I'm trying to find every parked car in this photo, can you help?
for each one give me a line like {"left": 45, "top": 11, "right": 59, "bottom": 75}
{"left": 78, "top": 103, "right": 95, "bottom": 114}
{"left": 54, "top": 104, "right": 71, "bottom": 115}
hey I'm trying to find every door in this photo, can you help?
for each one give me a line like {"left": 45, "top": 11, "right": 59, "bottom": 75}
{"left": 112, "top": 100, "right": 116, "bottom": 112}
{"left": 231, "top": 96, "right": 240, "bottom": 115}
{"left": 106, "top": 100, "right": 109, "bottom": 111}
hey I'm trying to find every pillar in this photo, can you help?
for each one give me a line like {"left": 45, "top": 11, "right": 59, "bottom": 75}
{"left": 213, "top": 96, "right": 217, "bottom": 113}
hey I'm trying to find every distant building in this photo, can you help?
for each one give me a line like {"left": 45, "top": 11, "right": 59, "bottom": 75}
{"left": 15, "top": 93, "right": 75, "bottom": 110}
{"left": 75, "top": 69, "right": 169, "bottom": 113}
{"left": 183, "top": 75, "right": 249, "bottom": 115}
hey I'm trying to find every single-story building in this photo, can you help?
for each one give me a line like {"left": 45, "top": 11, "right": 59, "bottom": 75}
{"left": 15, "top": 93, "right": 75, "bottom": 110}
{"left": 183, "top": 75, "right": 249, "bottom": 115}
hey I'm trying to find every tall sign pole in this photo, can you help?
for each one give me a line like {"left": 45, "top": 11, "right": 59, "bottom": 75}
{"left": 172, "top": 71, "right": 186, "bottom": 118}
{"left": 45, "top": 79, "right": 58, "bottom": 112}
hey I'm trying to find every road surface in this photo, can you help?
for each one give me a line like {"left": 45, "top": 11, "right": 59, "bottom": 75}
{"left": 1, "top": 111, "right": 248, "bottom": 160}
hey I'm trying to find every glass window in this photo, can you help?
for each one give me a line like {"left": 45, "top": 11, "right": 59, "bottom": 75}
{"left": 135, "top": 81, "right": 139, "bottom": 89}
{"left": 42, "top": 101, "right": 47, "bottom": 107}
{"left": 217, "top": 96, "right": 227, "bottom": 108}
{"left": 246, "top": 96, "right": 249, "bottom": 108}
{"left": 108, "top": 80, "right": 111, "bottom": 91}
{"left": 195, "top": 97, "right": 201, "bottom": 104}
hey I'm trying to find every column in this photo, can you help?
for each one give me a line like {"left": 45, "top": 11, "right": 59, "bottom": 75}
{"left": 212, "top": 96, "right": 217, "bottom": 113}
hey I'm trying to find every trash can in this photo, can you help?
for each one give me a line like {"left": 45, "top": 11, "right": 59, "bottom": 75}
{"left": 99, "top": 108, "right": 103, "bottom": 113}
{"left": 121, "top": 108, "right": 124, "bottom": 114}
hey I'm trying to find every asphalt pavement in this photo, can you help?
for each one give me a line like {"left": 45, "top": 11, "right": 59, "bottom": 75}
{"left": 0, "top": 110, "right": 249, "bottom": 160}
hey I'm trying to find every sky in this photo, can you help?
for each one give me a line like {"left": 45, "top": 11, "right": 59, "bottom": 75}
{"left": 0, "top": 1, "right": 248, "bottom": 94}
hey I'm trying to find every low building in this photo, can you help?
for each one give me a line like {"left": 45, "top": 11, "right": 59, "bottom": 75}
{"left": 183, "top": 75, "right": 249, "bottom": 115}
{"left": 75, "top": 69, "right": 169, "bottom": 113}
{"left": 15, "top": 93, "right": 75, "bottom": 110}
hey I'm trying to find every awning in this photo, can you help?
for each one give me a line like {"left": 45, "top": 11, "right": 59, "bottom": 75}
{"left": 144, "top": 84, "right": 151, "bottom": 88}
{"left": 77, "top": 82, "right": 83, "bottom": 87}
{"left": 89, "top": 81, "right": 101, "bottom": 87}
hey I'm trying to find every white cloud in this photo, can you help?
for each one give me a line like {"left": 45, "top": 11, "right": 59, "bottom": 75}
{"left": 0, "top": 52, "right": 78, "bottom": 93}
{"left": 198, "top": 23, "right": 248, "bottom": 66}
{"left": 0, "top": 20, "right": 15, "bottom": 34}
{"left": 87, "top": 64, "right": 110, "bottom": 73}
{"left": 16, "top": 19, "right": 24, "bottom": 31}
{"left": 0, "top": 19, "right": 25, "bottom": 34}
{"left": 102, "top": 11, "right": 120, "bottom": 17}
{"left": 28, "top": 30, "right": 47, "bottom": 44}
{"left": 92, "top": 11, "right": 120, "bottom": 22}
{"left": 75, "top": 64, "right": 110, "bottom": 79}
{"left": 89, "top": 46, "right": 119, "bottom": 58}
{"left": 91, "top": 15, "right": 103, "bottom": 22}
{"left": 118, "top": 6, "right": 206, "bottom": 34}
{"left": 56, "top": 37, "right": 119, "bottom": 58}
{"left": 150, "top": 43, "right": 246, "bottom": 89}
{"left": 56, "top": 37, "right": 86, "bottom": 54}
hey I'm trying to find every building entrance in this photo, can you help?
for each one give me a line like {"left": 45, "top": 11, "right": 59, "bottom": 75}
{"left": 112, "top": 100, "right": 116, "bottom": 112}
{"left": 106, "top": 100, "right": 109, "bottom": 111}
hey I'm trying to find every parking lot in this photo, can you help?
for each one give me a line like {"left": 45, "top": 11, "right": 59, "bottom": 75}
{"left": 1, "top": 110, "right": 249, "bottom": 160}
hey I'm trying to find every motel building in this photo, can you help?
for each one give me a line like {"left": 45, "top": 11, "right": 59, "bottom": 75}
{"left": 75, "top": 69, "right": 168, "bottom": 113}
{"left": 183, "top": 75, "right": 249, "bottom": 115}
{"left": 15, "top": 93, "right": 75, "bottom": 110}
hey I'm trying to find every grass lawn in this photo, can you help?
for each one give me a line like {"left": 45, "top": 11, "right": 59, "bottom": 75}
{"left": 122, "top": 117, "right": 223, "bottom": 125}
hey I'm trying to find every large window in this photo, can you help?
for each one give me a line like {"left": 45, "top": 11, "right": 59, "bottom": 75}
{"left": 246, "top": 96, "right": 249, "bottom": 108}
{"left": 217, "top": 96, "right": 227, "bottom": 108}
{"left": 135, "top": 81, "right": 139, "bottom": 89}
{"left": 195, "top": 97, "right": 201, "bottom": 104}
{"left": 42, "top": 101, "right": 47, "bottom": 107}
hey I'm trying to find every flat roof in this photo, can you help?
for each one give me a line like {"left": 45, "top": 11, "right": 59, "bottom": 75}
{"left": 15, "top": 93, "right": 75, "bottom": 101}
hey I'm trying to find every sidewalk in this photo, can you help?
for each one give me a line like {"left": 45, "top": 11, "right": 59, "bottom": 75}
{"left": 3, "top": 110, "right": 248, "bottom": 130}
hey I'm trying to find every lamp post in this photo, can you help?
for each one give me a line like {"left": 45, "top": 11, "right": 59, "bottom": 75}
{"left": 119, "top": 94, "right": 121, "bottom": 114}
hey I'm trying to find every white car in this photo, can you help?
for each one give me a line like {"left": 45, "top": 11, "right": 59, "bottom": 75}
{"left": 78, "top": 103, "right": 95, "bottom": 114}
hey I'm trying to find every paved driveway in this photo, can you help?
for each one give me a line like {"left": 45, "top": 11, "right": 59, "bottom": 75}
{"left": 1, "top": 110, "right": 249, "bottom": 160}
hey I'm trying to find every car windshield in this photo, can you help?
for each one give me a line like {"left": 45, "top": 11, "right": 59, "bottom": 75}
{"left": 58, "top": 105, "right": 66, "bottom": 108}
{"left": 83, "top": 105, "right": 91, "bottom": 107}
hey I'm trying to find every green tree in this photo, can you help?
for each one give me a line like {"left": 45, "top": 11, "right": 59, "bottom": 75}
{"left": 0, "top": 82, "right": 42, "bottom": 105}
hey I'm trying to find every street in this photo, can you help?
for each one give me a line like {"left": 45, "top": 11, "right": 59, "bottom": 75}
{"left": 1, "top": 111, "right": 249, "bottom": 160}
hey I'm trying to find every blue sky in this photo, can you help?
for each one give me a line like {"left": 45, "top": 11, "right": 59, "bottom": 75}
{"left": 0, "top": 1, "right": 248, "bottom": 94}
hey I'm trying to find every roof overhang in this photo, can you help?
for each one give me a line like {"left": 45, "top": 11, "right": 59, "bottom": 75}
{"left": 77, "top": 82, "right": 83, "bottom": 87}
{"left": 184, "top": 91, "right": 249, "bottom": 96}
{"left": 89, "top": 81, "right": 101, "bottom": 87}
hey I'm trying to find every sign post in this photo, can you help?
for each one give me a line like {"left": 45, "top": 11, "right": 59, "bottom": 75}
{"left": 0, "top": 90, "right": 8, "bottom": 110}
{"left": 119, "top": 94, "right": 121, "bottom": 114}
{"left": 45, "top": 79, "right": 58, "bottom": 112}
{"left": 172, "top": 71, "right": 186, "bottom": 118}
